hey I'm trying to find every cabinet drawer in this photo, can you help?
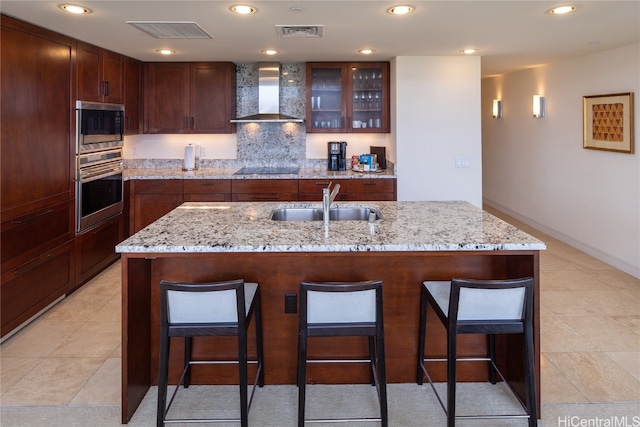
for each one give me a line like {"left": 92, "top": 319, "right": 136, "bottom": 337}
{"left": 76, "top": 215, "right": 122, "bottom": 283}
{"left": 184, "top": 179, "right": 231, "bottom": 194}
{"left": 298, "top": 179, "right": 348, "bottom": 195}
{"left": 234, "top": 193, "right": 296, "bottom": 202}
{"left": 133, "top": 179, "right": 183, "bottom": 194}
{"left": 1, "top": 240, "right": 74, "bottom": 337}
{"left": 1, "top": 200, "right": 73, "bottom": 269}
{"left": 346, "top": 179, "right": 394, "bottom": 194}
{"left": 232, "top": 179, "right": 298, "bottom": 194}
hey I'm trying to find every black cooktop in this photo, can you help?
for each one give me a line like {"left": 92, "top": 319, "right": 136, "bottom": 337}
{"left": 234, "top": 167, "right": 300, "bottom": 175}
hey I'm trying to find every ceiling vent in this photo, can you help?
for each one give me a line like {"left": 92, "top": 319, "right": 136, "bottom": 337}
{"left": 275, "top": 25, "right": 324, "bottom": 38}
{"left": 126, "top": 21, "right": 212, "bottom": 39}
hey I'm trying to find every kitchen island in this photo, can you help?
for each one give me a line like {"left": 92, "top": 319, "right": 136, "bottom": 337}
{"left": 116, "top": 200, "right": 545, "bottom": 423}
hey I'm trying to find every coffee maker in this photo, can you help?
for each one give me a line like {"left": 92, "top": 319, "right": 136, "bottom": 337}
{"left": 327, "top": 141, "right": 347, "bottom": 171}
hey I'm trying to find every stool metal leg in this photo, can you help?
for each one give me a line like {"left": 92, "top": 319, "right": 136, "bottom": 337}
{"left": 446, "top": 327, "right": 457, "bottom": 427}
{"left": 184, "top": 337, "right": 192, "bottom": 388}
{"left": 369, "top": 336, "right": 376, "bottom": 386}
{"left": 376, "top": 329, "right": 389, "bottom": 427}
{"left": 255, "top": 292, "right": 265, "bottom": 387}
{"left": 524, "top": 323, "right": 538, "bottom": 427}
{"left": 238, "top": 328, "right": 249, "bottom": 427}
{"left": 488, "top": 334, "right": 496, "bottom": 385}
{"left": 157, "top": 327, "right": 170, "bottom": 427}
{"left": 297, "top": 329, "right": 308, "bottom": 427}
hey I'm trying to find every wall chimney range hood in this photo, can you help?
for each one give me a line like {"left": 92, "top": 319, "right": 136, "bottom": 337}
{"left": 231, "top": 62, "right": 304, "bottom": 123}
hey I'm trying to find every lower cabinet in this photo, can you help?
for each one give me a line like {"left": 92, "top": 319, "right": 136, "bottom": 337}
{"left": 1, "top": 240, "right": 75, "bottom": 337}
{"left": 298, "top": 179, "right": 348, "bottom": 202}
{"left": 298, "top": 178, "right": 396, "bottom": 201}
{"left": 75, "top": 214, "right": 123, "bottom": 287}
{"left": 183, "top": 179, "right": 231, "bottom": 202}
{"left": 231, "top": 179, "right": 298, "bottom": 202}
{"left": 132, "top": 180, "right": 184, "bottom": 233}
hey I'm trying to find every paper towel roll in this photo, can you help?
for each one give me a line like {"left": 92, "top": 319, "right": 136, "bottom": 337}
{"left": 184, "top": 145, "right": 195, "bottom": 171}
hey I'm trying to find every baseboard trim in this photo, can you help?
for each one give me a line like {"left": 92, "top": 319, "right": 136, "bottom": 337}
{"left": 483, "top": 198, "right": 640, "bottom": 280}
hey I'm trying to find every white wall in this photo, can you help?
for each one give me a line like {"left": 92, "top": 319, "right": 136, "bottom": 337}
{"left": 392, "top": 56, "right": 483, "bottom": 206}
{"left": 482, "top": 44, "right": 640, "bottom": 278}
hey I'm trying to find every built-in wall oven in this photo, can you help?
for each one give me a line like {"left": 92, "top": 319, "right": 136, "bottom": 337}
{"left": 76, "top": 101, "right": 125, "bottom": 233}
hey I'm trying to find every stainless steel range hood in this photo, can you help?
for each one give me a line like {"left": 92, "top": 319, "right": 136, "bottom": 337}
{"left": 230, "top": 62, "right": 304, "bottom": 123}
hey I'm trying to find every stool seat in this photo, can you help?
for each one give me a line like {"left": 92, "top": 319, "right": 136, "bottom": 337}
{"left": 157, "top": 279, "right": 264, "bottom": 427}
{"left": 417, "top": 277, "right": 537, "bottom": 427}
{"left": 298, "top": 280, "right": 388, "bottom": 426}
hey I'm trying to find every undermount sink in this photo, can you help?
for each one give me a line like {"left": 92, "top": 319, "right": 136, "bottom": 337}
{"left": 270, "top": 206, "right": 383, "bottom": 222}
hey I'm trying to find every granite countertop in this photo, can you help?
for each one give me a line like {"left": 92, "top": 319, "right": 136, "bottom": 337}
{"left": 116, "top": 201, "right": 546, "bottom": 254}
{"left": 124, "top": 167, "right": 396, "bottom": 180}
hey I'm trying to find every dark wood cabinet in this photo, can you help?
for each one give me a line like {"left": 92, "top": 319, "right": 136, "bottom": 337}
{"left": 184, "top": 180, "right": 231, "bottom": 202}
{"left": 145, "top": 62, "right": 236, "bottom": 134}
{"left": 231, "top": 179, "right": 298, "bottom": 202}
{"left": 306, "top": 62, "right": 390, "bottom": 133}
{"left": 1, "top": 15, "right": 76, "bottom": 337}
{"left": 77, "top": 41, "right": 124, "bottom": 104}
{"left": 124, "top": 57, "right": 142, "bottom": 135}
{"left": 299, "top": 178, "right": 396, "bottom": 201}
{"left": 131, "top": 180, "right": 184, "bottom": 233}
{"left": 298, "top": 179, "right": 349, "bottom": 202}
{"left": 1, "top": 240, "right": 75, "bottom": 337}
{"left": 75, "top": 215, "right": 123, "bottom": 286}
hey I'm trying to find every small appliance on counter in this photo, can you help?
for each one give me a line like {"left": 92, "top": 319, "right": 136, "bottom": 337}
{"left": 370, "top": 146, "right": 386, "bottom": 169}
{"left": 327, "top": 141, "right": 347, "bottom": 171}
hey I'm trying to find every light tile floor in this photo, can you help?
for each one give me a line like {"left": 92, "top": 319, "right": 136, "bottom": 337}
{"left": 1, "top": 208, "right": 639, "bottom": 424}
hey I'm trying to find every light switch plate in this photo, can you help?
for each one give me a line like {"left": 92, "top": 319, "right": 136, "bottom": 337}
{"left": 455, "top": 156, "right": 470, "bottom": 168}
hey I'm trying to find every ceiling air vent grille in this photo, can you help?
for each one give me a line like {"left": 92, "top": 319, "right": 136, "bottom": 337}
{"left": 275, "top": 25, "right": 324, "bottom": 38}
{"left": 126, "top": 21, "right": 212, "bottom": 39}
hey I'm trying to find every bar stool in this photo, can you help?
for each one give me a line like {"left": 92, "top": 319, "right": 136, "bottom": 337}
{"left": 297, "top": 280, "right": 388, "bottom": 427}
{"left": 417, "top": 277, "right": 537, "bottom": 427}
{"left": 157, "top": 279, "right": 264, "bottom": 427}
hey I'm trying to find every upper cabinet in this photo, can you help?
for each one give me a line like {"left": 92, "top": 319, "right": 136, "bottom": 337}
{"left": 306, "top": 62, "right": 389, "bottom": 133}
{"left": 124, "top": 57, "right": 142, "bottom": 135}
{"left": 144, "top": 62, "right": 236, "bottom": 134}
{"left": 77, "top": 41, "right": 124, "bottom": 104}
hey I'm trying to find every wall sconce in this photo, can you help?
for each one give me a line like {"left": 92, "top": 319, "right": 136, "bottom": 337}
{"left": 492, "top": 99, "right": 503, "bottom": 118}
{"left": 533, "top": 95, "right": 545, "bottom": 118}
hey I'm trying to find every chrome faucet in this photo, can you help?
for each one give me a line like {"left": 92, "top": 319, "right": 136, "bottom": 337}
{"left": 322, "top": 181, "right": 341, "bottom": 227}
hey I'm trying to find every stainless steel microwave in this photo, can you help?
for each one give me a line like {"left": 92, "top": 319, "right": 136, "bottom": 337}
{"left": 76, "top": 100, "right": 124, "bottom": 154}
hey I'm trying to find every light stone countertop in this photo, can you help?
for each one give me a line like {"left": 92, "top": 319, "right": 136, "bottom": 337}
{"left": 123, "top": 167, "right": 396, "bottom": 180}
{"left": 116, "top": 201, "right": 546, "bottom": 254}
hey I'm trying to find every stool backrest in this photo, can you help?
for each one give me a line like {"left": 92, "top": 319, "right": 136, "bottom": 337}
{"left": 301, "top": 281, "right": 383, "bottom": 324}
{"left": 451, "top": 277, "right": 533, "bottom": 322}
{"left": 160, "top": 280, "right": 246, "bottom": 325}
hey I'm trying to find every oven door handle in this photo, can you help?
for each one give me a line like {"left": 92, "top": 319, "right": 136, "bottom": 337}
{"left": 80, "top": 165, "right": 123, "bottom": 182}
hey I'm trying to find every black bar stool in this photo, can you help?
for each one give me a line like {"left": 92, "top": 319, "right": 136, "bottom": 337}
{"left": 417, "top": 277, "right": 537, "bottom": 427}
{"left": 297, "top": 280, "right": 388, "bottom": 426}
{"left": 157, "top": 279, "right": 264, "bottom": 427}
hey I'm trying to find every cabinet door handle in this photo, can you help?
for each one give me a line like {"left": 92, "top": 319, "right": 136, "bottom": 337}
{"left": 184, "top": 117, "right": 188, "bottom": 129}
{"left": 250, "top": 195, "right": 282, "bottom": 201}
{"left": 104, "top": 80, "right": 110, "bottom": 96}
{"left": 364, "top": 182, "right": 377, "bottom": 186}
{"left": 12, "top": 209, "right": 54, "bottom": 224}
{"left": 191, "top": 117, "right": 195, "bottom": 129}
{"left": 314, "top": 181, "right": 331, "bottom": 187}
{"left": 14, "top": 253, "right": 53, "bottom": 276}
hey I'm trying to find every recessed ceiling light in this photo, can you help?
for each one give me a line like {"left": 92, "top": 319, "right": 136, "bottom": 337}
{"left": 59, "top": 4, "right": 91, "bottom": 14}
{"left": 388, "top": 5, "right": 414, "bottom": 15}
{"left": 230, "top": 4, "right": 257, "bottom": 15}
{"left": 156, "top": 49, "right": 175, "bottom": 55}
{"left": 359, "top": 49, "right": 376, "bottom": 55}
{"left": 549, "top": 5, "right": 576, "bottom": 15}
{"left": 460, "top": 49, "right": 478, "bottom": 54}
{"left": 262, "top": 49, "right": 279, "bottom": 55}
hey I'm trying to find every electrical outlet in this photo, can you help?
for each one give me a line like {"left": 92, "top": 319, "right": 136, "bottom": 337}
{"left": 284, "top": 293, "right": 297, "bottom": 314}
{"left": 455, "top": 156, "right": 470, "bottom": 168}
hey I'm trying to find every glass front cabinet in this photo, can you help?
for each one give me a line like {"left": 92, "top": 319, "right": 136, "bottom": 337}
{"left": 306, "top": 62, "right": 389, "bottom": 133}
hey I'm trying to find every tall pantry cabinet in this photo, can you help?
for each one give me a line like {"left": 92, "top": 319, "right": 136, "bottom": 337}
{"left": 1, "top": 15, "right": 76, "bottom": 337}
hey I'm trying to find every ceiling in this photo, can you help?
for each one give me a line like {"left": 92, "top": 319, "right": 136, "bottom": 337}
{"left": 1, "top": 1, "right": 638, "bottom": 77}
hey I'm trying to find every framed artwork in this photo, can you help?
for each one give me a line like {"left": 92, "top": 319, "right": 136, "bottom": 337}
{"left": 583, "top": 92, "right": 634, "bottom": 153}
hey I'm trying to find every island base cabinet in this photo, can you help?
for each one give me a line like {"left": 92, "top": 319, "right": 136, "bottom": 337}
{"left": 121, "top": 250, "right": 540, "bottom": 423}
{"left": 1, "top": 241, "right": 74, "bottom": 337}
